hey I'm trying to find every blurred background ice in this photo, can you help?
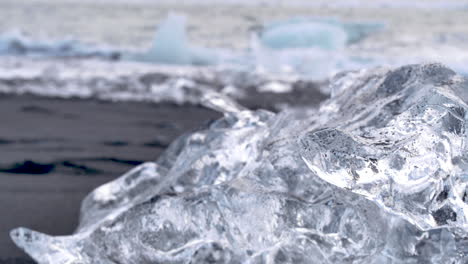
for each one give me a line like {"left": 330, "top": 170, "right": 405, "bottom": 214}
{"left": 0, "top": 0, "right": 467, "bottom": 80}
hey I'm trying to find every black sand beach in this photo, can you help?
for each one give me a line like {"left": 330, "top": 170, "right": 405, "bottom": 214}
{"left": 0, "top": 94, "right": 220, "bottom": 262}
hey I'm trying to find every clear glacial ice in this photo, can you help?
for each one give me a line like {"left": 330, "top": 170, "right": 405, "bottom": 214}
{"left": 10, "top": 63, "right": 468, "bottom": 263}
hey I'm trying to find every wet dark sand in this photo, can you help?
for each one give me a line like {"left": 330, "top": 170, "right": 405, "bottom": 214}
{"left": 0, "top": 94, "right": 220, "bottom": 262}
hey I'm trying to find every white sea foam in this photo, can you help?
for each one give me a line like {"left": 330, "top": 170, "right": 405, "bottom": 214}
{"left": 0, "top": 56, "right": 322, "bottom": 108}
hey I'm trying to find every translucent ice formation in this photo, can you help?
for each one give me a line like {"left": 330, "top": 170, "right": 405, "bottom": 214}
{"left": 259, "top": 22, "right": 348, "bottom": 50}
{"left": 252, "top": 18, "right": 384, "bottom": 79}
{"left": 131, "top": 13, "right": 192, "bottom": 64}
{"left": 11, "top": 64, "right": 468, "bottom": 263}
{"left": 259, "top": 18, "right": 384, "bottom": 50}
{"left": 129, "top": 14, "right": 386, "bottom": 77}
{"left": 0, "top": 31, "right": 119, "bottom": 59}
{"left": 130, "top": 13, "right": 229, "bottom": 66}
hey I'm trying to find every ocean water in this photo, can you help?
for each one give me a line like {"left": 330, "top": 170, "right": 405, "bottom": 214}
{"left": 0, "top": 0, "right": 467, "bottom": 100}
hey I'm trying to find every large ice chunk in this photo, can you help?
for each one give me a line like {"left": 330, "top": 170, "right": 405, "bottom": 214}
{"left": 301, "top": 64, "right": 468, "bottom": 231}
{"left": 11, "top": 64, "right": 468, "bottom": 263}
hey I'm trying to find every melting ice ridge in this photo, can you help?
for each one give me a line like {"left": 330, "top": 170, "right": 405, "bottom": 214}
{"left": 10, "top": 63, "right": 468, "bottom": 263}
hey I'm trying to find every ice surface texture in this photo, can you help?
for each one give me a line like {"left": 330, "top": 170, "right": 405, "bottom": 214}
{"left": 11, "top": 63, "right": 468, "bottom": 263}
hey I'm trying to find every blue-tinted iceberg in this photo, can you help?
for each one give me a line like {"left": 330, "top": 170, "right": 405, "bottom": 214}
{"left": 0, "top": 31, "right": 119, "bottom": 59}
{"left": 259, "top": 18, "right": 384, "bottom": 50}
{"left": 0, "top": 16, "right": 387, "bottom": 80}
{"left": 259, "top": 22, "right": 348, "bottom": 50}
{"left": 129, "top": 14, "right": 384, "bottom": 75}
{"left": 131, "top": 14, "right": 192, "bottom": 64}
{"left": 130, "top": 13, "right": 228, "bottom": 66}
{"left": 252, "top": 18, "right": 384, "bottom": 79}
